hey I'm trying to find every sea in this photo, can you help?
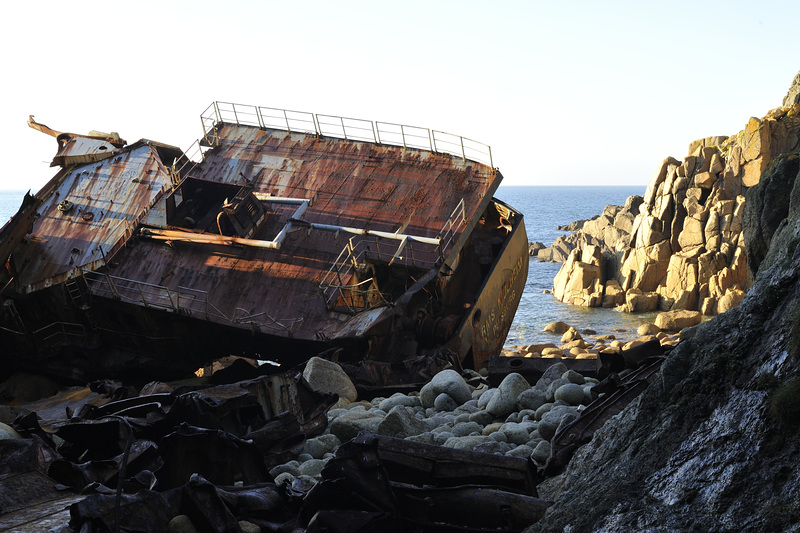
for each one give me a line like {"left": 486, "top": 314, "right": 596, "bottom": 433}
{"left": 494, "top": 185, "right": 659, "bottom": 349}
{"left": 0, "top": 186, "right": 657, "bottom": 350}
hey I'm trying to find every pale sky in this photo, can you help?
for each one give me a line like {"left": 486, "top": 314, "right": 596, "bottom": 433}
{"left": 1, "top": 0, "right": 798, "bottom": 191}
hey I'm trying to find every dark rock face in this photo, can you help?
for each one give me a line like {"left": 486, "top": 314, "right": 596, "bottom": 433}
{"left": 531, "top": 164, "right": 800, "bottom": 532}
{"left": 782, "top": 70, "right": 800, "bottom": 107}
{"left": 743, "top": 154, "right": 800, "bottom": 276}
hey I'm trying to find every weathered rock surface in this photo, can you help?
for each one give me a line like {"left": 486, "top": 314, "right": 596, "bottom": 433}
{"left": 549, "top": 82, "right": 800, "bottom": 318}
{"left": 653, "top": 309, "right": 702, "bottom": 331}
{"left": 530, "top": 128, "right": 800, "bottom": 532}
{"left": 303, "top": 357, "right": 358, "bottom": 402}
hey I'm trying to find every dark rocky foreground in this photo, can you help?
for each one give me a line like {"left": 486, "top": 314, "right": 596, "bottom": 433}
{"left": 528, "top": 149, "right": 800, "bottom": 532}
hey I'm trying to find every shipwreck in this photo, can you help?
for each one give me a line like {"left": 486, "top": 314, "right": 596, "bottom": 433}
{"left": 0, "top": 102, "right": 527, "bottom": 382}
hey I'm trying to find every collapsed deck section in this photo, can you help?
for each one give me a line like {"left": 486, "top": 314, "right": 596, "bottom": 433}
{"left": 106, "top": 122, "right": 501, "bottom": 343}
{"left": 1, "top": 104, "right": 523, "bottom": 378}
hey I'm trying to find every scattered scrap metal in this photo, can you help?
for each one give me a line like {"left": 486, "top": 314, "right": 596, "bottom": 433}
{"left": 0, "top": 339, "right": 671, "bottom": 532}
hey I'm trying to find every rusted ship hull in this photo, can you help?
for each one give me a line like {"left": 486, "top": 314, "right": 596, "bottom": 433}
{"left": 0, "top": 103, "right": 526, "bottom": 381}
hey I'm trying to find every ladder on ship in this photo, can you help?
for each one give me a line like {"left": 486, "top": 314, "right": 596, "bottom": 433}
{"left": 64, "top": 275, "right": 98, "bottom": 329}
{"left": 65, "top": 277, "right": 90, "bottom": 310}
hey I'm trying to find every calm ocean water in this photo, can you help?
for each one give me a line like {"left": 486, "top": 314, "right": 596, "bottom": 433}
{"left": 495, "top": 186, "right": 660, "bottom": 348}
{"left": 0, "top": 186, "right": 657, "bottom": 349}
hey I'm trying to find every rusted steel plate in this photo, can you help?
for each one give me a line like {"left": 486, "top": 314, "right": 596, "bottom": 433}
{"left": 106, "top": 124, "right": 501, "bottom": 343}
{"left": 51, "top": 135, "right": 122, "bottom": 167}
{"left": 12, "top": 143, "right": 177, "bottom": 292}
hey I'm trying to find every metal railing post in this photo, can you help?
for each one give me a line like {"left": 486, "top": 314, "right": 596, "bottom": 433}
{"left": 256, "top": 106, "right": 264, "bottom": 129}
{"left": 430, "top": 130, "right": 437, "bottom": 153}
{"left": 104, "top": 273, "right": 120, "bottom": 300}
{"left": 165, "top": 287, "right": 176, "bottom": 310}
{"left": 400, "top": 126, "right": 406, "bottom": 149}
{"left": 283, "top": 110, "right": 291, "bottom": 132}
{"left": 137, "top": 283, "right": 148, "bottom": 308}
{"left": 340, "top": 117, "right": 347, "bottom": 140}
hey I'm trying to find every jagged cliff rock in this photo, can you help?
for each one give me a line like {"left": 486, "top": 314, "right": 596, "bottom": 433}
{"left": 552, "top": 75, "right": 800, "bottom": 317}
{"left": 537, "top": 196, "right": 642, "bottom": 264}
{"left": 527, "top": 79, "right": 800, "bottom": 533}
{"left": 529, "top": 141, "right": 800, "bottom": 533}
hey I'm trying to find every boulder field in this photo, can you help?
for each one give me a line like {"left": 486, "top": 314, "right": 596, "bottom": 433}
{"left": 273, "top": 359, "right": 600, "bottom": 487}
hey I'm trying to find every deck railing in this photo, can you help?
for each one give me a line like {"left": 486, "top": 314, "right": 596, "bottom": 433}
{"left": 199, "top": 101, "right": 493, "bottom": 168}
{"left": 82, "top": 271, "right": 303, "bottom": 334}
{"left": 319, "top": 198, "right": 467, "bottom": 312}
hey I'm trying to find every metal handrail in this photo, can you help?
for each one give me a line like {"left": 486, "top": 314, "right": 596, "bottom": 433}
{"left": 319, "top": 197, "right": 467, "bottom": 312}
{"left": 82, "top": 271, "right": 301, "bottom": 333}
{"left": 198, "top": 101, "right": 494, "bottom": 167}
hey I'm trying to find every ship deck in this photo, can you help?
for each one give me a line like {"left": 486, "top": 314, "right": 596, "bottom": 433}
{"left": 96, "top": 122, "right": 502, "bottom": 342}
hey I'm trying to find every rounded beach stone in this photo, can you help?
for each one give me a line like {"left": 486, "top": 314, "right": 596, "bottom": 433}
{"left": 454, "top": 412, "right": 472, "bottom": 424}
{"left": 168, "top": 515, "right": 199, "bottom": 533}
{"left": 303, "top": 434, "right": 341, "bottom": 459}
{"left": 535, "top": 402, "right": 553, "bottom": 420}
{"left": 239, "top": 521, "right": 261, "bottom": 533}
{"left": 486, "top": 373, "right": 531, "bottom": 417}
{"left": 655, "top": 309, "right": 702, "bottom": 331}
{"left": 637, "top": 322, "right": 661, "bottom": 336}
{"left": 329, "top": 409, "right": 385, "bottom": 442}
{"left": 562, "top": 370, "right": 586, "bottom": 385}
{"left": 298, "top": 458, "right": 327, "bottom": 478}
{"left": 483, "top": 422, "right": 503, "bottom": 436}
{"left": 445, "top": 435, "right": 492, "bottom": 450}
{"left": 434, "top": 392, "right": 459, "bottom": 412}
{"left": 377, "top": 406, "right": 429, "bottom": 438}
{"left": 541, "top": 347, "right": 564, "bottom": 357}
{"left": 303, "top": 357, "right": 358, "bottom": 402}
{"left": 474, "top": 440, "right": 511, "bottom": 455}
{"left": 477, "top": 388, "right": 497, "bottom": 409}
{"left": 536, "top": 362, "right": 569, "bottom": 390}
{"left": 505, "top": 444, "right": 535, "bottom": 458}
{"left": 517, "top": 388, "right": 547, "bottom": 411}
{"left": 469, "top": 409, "right": 496, "bottom": 426}
{"left": 544, "top": 321, "right": 571, "bottom": 334}
{"left": 378, "top": 393, "right": 421, "bottom": 412}
{"left": 554, "top": 383, "right": 585, "bottom": 406}
{"left": 420, "top": 382, "right": 438, "bottom": 408}
{"left": 500, "top": 422, "right": 531, "bottom": 445}
{"left": 0, "top": 422, "right": 22, "bottom": 440}
{"left": 545, "top": 378, "right": 571, "bottom": 401}
{"left": 452, "top": 421, "right": 483, "bottom": 437}
{"left": 538, "top": 405, "right": 577, "bottom": 440}
{"left": 270, "top": 462, "right": 300, "bottom": 478}
{"left": 531, "top": 440, "right": 551, "bottom": 464}
{"left": 429, "top": 369, "right": 473, "bottom": 405}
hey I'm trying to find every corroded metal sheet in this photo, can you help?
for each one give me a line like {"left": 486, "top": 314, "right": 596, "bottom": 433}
{"left": 51, "top": 135, "right": 122, "bottom": 166}
{"left": 1, "top": 106, "right": 525, "bottom": 378}
{"left": 12, "top": 143, "right": 173, "bottom": 292}
{"left": 106, "top": 124, "right": 500, "bottom": 343}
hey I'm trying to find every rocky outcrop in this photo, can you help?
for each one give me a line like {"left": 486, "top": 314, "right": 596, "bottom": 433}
{"left": 783, "top": 69, "right": 800, "bottom": 107}
{"left": 539, "top": 197, "right": 642, "bottom": 264}
{"left": 529, "top": 129, "right": 800, "bottom": 533}
{"left": 553, "top": 95, "right": 800, "bottom": 316}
